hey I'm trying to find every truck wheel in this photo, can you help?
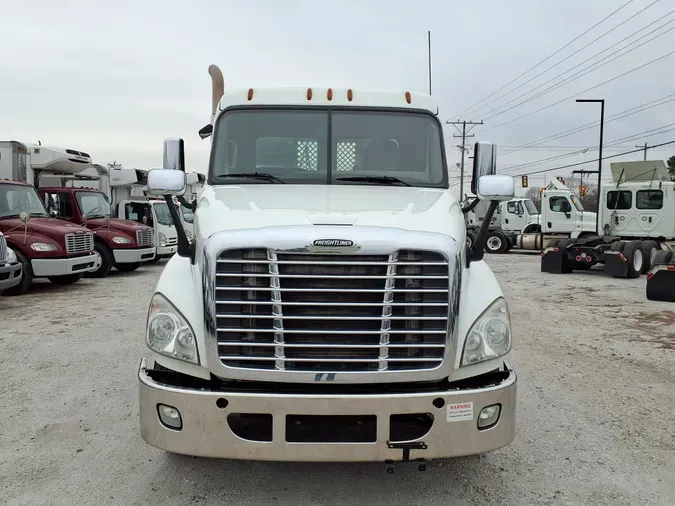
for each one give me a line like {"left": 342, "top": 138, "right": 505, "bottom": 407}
{"left": 610, "top": 241, "right": 625, "bottom": 252}
{"left": 484, "top": 231, "right": 508, "bottom": 254}
{"left": 3, "top": 250, "right": 33, "bottom": 296}
{"left": 115, "top": 262, "right": 140, "bottom": 272}
{"left": 466, "top": 230, "right": 477, "bottom": 248}
{"left": 652, "top": 250, "right": 673, "bottom": 266}
{"left": 640, "top": 240, "right": 659, "bottom": 272}
{"left": 87, "top": 242, "right": 113, "bottom": 278}
{"left": 47, "top": 273, "right": 84, "bottom": 285}
{"left": 622, "top": 240, "right": 643, "bottom": 279}
{"left": 547, "top": 239, "right": 561, "bottom": 249}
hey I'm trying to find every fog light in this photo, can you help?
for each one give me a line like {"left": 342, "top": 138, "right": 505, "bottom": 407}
{"left": 157, "top": 404, "right": 182, "bottom": 430}
{"left": 477, "top": 404, "right": 501, "bottom": 429}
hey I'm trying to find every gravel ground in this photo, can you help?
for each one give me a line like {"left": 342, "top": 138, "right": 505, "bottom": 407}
{"left": 1, "top": 252, "right": 674, "bottom": 506}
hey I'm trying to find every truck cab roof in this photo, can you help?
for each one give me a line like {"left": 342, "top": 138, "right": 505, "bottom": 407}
{"left": 217, "top": 87, "right": 440, "bottom": 115}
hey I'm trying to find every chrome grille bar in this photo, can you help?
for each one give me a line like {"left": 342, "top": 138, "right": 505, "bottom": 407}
{"left": 65, "top": 232, "right": 94, "bottom": 254}
{"left": 0, "top": 234, "right": 7, "bottom": 263}
{"left": 214, "top": 249, "right": 450, "bottom": 373}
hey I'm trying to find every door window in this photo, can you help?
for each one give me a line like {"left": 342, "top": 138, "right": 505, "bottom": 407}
{"left": 636, "top": 190, "right": 663, "bottom": 210}
{"left": 606, "top": 191, "right": 632, "bottom": 210}
{"left": 549, "top": 196, "right": 572, "bottom": 213}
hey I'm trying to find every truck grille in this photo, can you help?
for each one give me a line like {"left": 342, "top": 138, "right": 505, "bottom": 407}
{"left": 0, "top": 235, "right": 7, "bottom": 263}
{"left": 167, "top": 237, "right": 177, "bottom": 246}
{"left": 136, "top": 229, "right": 153, "bottom": 247}
{"left": 214, "top": 249, "right": 450, "bottom": 373}
{"left": 65, "top": 232, "right": 94, "bottom": 254}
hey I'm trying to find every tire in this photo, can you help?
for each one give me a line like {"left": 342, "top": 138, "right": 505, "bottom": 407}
{"left": 484, "top": 231, "right": 508, "bottom": 254}
{"left": 652, "top": 250, "right": 673, "bottom": 266}
{"left": 621, "top": 240, "right": 643, "bottom": 279}
{"left": 86, "top": 242, "right": 113, "bottom": 278}
{"left": 610, "top": 241, "right": 625, "bottom": 252}
{"left": 47, "top": 273, "right": 84, "bottom": 285}
{"left": 115, "top": 262, "right": 141, "bottom": 272}
{"left": 640, "top": 240, "right": 659, "bottom": 271}
{"left": 466, "top": 230, "right": 477, "bottom": 249}
{"left": 547, "top": 239, "right": 561, "bottom": 249}
{"left": 3, "top": 250, "right": 33, "bottom": 296}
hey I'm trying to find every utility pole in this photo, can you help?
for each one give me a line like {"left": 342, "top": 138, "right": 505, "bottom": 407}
{"left": 446, "top": 120, "right": 483, "bottom": 197}
{"left": 635, "top": 142, "right": 658, "bottom": 161}
{"left": 427, "top": 30, "right": 432, "bottom": 95}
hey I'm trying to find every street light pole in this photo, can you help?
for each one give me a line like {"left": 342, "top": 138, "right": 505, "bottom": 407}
{"left": 576, "top": 98, "right": 605, "bottom": 235}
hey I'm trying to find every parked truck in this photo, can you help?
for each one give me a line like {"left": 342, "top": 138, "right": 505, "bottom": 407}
{"left": 541, "top": 160, "right": 674, "bottom": 278}
{"left": 0, "top": 141, "right": 100, "bottom": 294}
{"left": 464, "top": 196, "right": 541, "bottom": 253}
{"left": 0, "top": 231, "right": 23, "bottom": 294}
{"left": 136, "top": 65, "right": 518, "bottom": 470}
{"left": 36, "top": 162, "right": 156, "bottom": 277}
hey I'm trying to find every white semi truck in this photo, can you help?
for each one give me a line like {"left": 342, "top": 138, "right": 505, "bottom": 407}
{"left": 542, "top": 160, "right": 675, "bottom": 278}
{"left": 0, "top": 231, "right": 22, "bottom": 294}
{"left": 136, "top": 65, "right": 518, "bottom": 469}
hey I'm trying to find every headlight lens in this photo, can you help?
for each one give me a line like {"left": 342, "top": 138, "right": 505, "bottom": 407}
{"left": 112, "top": 236, "right": 132, "bottom": 244}
{"left": 146, "top": 293, "right": 199, "bottom": 364}
{"left": 159, "top": 232, "right": 167, "bottom": 247}
{"left": 6, "top": 248, "right": 17, "bottom": 264}
{"left": 31, "top": 242, "right": 57, "bottom": 252}
{"left": 461, "top": 297, "right": 512, "bottom": 366}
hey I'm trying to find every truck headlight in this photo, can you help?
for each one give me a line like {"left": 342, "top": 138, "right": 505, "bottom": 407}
{"left": 461, "top": 297, "right": 512, "bottom": 366}
{"left": 112, "top": 236, "right": 132, "bottom": 244}
{"left": 31, "top": 242, "right": 57, "bottom": 252}
{"left": 159, "top": 232, "right": 167, "bottom": 247}
{"left": 6, "top": 248, "right": 17, "bottom": 264}
{"left": 146, "top": 293, "right": 199, "bottom": 364}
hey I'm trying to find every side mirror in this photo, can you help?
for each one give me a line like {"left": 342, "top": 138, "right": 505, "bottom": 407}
{"left": 146, "top": 169, "right": 187, "bottom": 197}
{"left": 476, "top": 175, "right": 515, "bottom": 201}
{"left": 163, "top": 138, "right": 186, "bottom": 172}
{"left": 471, "top": 142, "right": 497, "bottom": 195}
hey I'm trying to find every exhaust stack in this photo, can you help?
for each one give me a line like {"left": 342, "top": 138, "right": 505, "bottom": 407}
{"left": 208, "top": 64, "right": 224, "bottom": 124}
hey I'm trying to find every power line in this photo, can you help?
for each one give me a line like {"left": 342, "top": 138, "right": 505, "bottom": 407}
{"left": 501, "top": 124, "right": 675, "bottom": 173}
{"left": 481, "top": 49, "right": 675, "bottom": 133}
{"left": 498, "top": 93, "right": 675, "bottom": 155}
{"left": 472, "top": 0, "right": 664, "bottom": 118}
{"left": 516, "top": 139, "right": 675, "bottom": 176}
{"left": 481, "top": 11, "right": 675, "bottom": 121}
{"left": 455, "top": 0, "right": 639, "bottom": 117}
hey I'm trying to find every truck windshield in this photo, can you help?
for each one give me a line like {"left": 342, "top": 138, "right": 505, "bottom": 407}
{"left": 152, "top": 202, "right": 174, "bottom": 226}
{"left": 211, "top": 108, "right": 447, "bottom": 188}
{"left": 0, "top": 183, "right": 49, "bottom": 218}
{"left": 75, "top": 191, "right": 112, "bottom": 218}
{"left": 524, "top": 200, "right": 539, "bottom": 215}
{"left": 180, "top": 205, "right": 194, "bottom": 224}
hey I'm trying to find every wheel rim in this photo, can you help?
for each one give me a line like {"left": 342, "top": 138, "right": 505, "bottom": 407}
{"left": 487, "top": 236, "right": 502, "bottom": 251}
{"left": 467, "top": 235, "right": 473, "bottom": 247}
{"left": 633, "top": 249, "right": 643, "bottom": 271}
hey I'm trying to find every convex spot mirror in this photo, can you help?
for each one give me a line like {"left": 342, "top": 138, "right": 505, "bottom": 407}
{"left": 146, "top": 169, "right": 187, "bottom": 197}
{"left": 476, "top": 175, "right": 515, "bottom": 202}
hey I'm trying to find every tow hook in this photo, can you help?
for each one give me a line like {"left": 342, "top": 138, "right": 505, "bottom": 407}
{"left": 385, "top": 441, "right": 428, "bottom": 473}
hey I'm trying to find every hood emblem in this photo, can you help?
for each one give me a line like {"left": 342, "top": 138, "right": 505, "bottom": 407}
{"left": 312, "top": 239, "right": 354, "bottom": 247}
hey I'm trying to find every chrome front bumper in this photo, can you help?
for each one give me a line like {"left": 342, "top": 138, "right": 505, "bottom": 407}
{"left": 0, "top": 261, "right": 22, "bottom": 290}
{"left": 31, "top": 252, "right": 99, "bottom": 277}
{"left": 157, "top": 245, "right": 177, "bottom": 257}
{"left": 113, "top": 247, "right": 156, "bottom": 264}
{"left": 138, "top": 358, "right": 517, "bottom": 462}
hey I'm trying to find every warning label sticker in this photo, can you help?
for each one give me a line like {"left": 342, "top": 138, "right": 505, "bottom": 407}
{"left": 447, "top": 402, "right": 474, "bottom": 422}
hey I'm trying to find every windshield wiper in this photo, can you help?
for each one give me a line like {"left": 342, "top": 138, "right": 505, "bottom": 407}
{"left": 222, "top": 172, "right": 285, "bottom": 184}
{"left": 336, "top": 176, "right": 411, "bottom": 187}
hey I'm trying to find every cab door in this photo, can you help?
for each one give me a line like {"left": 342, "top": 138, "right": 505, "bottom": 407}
{"left": 543, "top": 194, "right": 577, "bottom": 233}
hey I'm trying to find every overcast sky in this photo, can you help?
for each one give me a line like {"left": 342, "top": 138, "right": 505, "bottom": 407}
{"left": 2, "top": 0, "right": 674, "bottom": 193}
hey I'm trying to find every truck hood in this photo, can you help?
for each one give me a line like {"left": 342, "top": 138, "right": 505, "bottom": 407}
{"left": 195, "top": 184, "right": 464, "bottom": 239}
{"left": 87, "top": 217, "right": 151, "bottom": 235}
{"left": 580, "top": 211, "right": 597, "bottom": 231}
{"left": 0, "top": 216, "right": 90, "bottom": 239}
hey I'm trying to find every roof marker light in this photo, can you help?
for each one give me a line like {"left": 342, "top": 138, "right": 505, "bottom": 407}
{"left": 347, "top": 89, "right": 353, "bottom": 101}
{"left": 405, "top": 91, "right": 411, "bottom": 104}
{"left": 307, "top": 88, "right": 313, "bottom": 100}
{"left": 327, "top": 88, "right": 333, "bottom": 101}
{"left": 247, "top": 88, "right": 254, "bottom": 101}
